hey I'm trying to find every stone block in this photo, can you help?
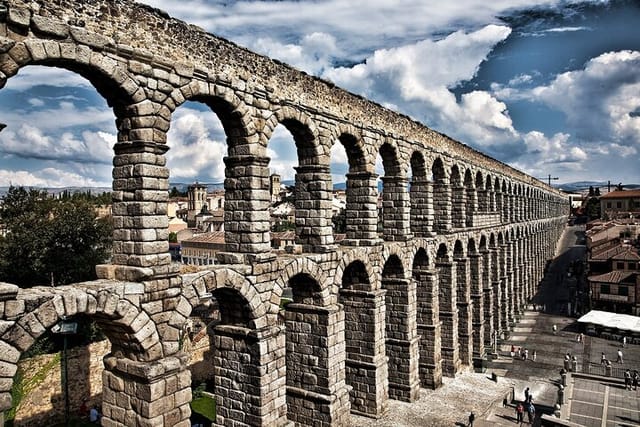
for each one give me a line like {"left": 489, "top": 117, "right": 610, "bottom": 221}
{"left": 8, "top": 7, "right": 30, "bottom": 28}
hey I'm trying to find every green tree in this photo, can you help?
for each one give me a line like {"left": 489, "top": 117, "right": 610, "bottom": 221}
{"left": 0, "top": 186, "right": 113, "bottom": 287}
{"left": 585, "top": 196, "right": 601, "bottom": 220}
{"left": 169, "top": 186, "right": 185, "bottom": 198}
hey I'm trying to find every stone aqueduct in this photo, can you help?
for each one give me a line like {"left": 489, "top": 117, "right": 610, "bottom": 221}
{"left": 0, "top": 1, "right": 569, "bottom": 426}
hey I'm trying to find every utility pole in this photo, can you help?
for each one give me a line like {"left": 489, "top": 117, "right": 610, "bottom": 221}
{"left": 537, "top": 174, "right": 559, "bottom": 186}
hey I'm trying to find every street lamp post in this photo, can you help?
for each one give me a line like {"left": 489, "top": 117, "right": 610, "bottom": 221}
{"left": 52, "top": 317, "right": 78, "bottom": 427}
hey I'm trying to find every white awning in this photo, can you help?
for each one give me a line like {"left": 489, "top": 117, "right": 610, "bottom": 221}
{"left": 577, "top": 310, "right": 640, "bottom": 333}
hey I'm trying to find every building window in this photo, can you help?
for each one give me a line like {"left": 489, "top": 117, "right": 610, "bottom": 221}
{"left": 619, "top": 286, "right": 629, "bottom": 296}
{"left": 616, "top": 202, "right": 622, "bottom": 208}
{"left": 607, "top": 202, "right": 612, "bottom": 208}
{"left": 601, "top": 284, "right": 610, "bottom": 294}
{"left": 616, "top": 262, "right": 625, "bottom": 270}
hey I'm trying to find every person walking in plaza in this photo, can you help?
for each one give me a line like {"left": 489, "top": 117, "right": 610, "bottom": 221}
{"left": 623, "top": 336, "right": 626, "bottom": 347}
{"left": 601, "top": 352, "right": 607, "bottom": 365}
{"left": 526, "top": 402, "right": 535, "bottom": 424}
{"left": 516, "top": 402, "right": 524, "bottom": 424}
{"left": 625, "top": 369, "right": 632, "bottom": 390}
{"left": 524, "top": 348, "right": 529, "bottom": 361}
{"left": 617, "top": 349, "right": 624, "bottom": 363}
{"left": 524, "top": 387, "right": 530, "bottom": 402}
{"left": 468, "top": 411, "right": 475, "bottom": 427}
{"left": 532, "top": 349, "right": 537, "bottom": 362}
{"left": 553, "top": 324, "right": 557, "bottom": 335}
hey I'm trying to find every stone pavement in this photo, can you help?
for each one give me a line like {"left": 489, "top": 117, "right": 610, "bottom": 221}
{"left": 565, "top": 374, "right": 640, "bottom": 426}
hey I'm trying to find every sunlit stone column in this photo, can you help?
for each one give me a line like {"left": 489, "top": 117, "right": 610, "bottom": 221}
{"left": 294, "top": 165, "right": 336, "bottom": 253}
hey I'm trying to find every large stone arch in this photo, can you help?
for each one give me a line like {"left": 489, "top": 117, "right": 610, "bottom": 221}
{"left": 0, "top": 284, "right": 163, "bottom": 417}
{"left": 331, "top": 124, "right": 369, "bottom": 173}
{"left": 168, "top": 82, "right": 257, "bottom": 155}
{"left": 179, "top": 268, "right": 267, "bottom": 328}
{"left": 273, "top": 257, "right": 331, "bottom": 307}
{"left": 379, "top": 141, "right": 411, "bottom": 241}
{"left": 381, "top": 246, "right": 411, "bottom": 279}
{"left": 0, "top": 41, "right": 140, "bottom": 121}
{"left": 2, "top": 285, "right": 161, "bottom": 361}
{"left": 331, "top": 126, "right": 380, "bottom": 245}
{"left": 263, "top": 105, "right": 322, "bottom": 164}
{"left": 334, "top": 250, "right": 376, "bottom": 294}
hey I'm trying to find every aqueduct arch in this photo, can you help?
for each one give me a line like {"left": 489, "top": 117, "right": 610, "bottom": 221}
{"left": 0, "top": 1, "right": 568, "bottom": 426}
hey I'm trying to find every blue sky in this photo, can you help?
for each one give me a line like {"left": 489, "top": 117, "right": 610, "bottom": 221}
{"left": 0, "top": 0, "right": 639, "bottom": 188}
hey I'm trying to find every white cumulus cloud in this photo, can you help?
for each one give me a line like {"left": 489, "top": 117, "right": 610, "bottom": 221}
{"left": 166, "top": 107, "right": 227, "bottom": 183}
{"left": 323, "top": 25, "right": 517, "bottom": 147}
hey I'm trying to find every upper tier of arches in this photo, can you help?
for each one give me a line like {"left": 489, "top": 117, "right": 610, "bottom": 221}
{"left": 0, "top": 0, "right": 568, "bottom": 275}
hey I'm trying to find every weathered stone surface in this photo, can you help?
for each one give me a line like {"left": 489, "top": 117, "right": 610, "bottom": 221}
{"left": 0, "top": 37, "right": 15, "bottom": 54}
{"left": 31, "top": 15, "right": 68, "bottom": 38}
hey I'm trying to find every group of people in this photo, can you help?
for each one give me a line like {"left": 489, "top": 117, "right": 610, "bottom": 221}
{"left": 600, "top": 349, "right": 624, "bottom": 365}
{"left": 515, "top": 387, "right": 536, "bottom": 424}
{"left": 510, "top": 345, "right": 536, "bottom": 361}
{"left": 624, "top": 369, "right": 639, "bottom": 390}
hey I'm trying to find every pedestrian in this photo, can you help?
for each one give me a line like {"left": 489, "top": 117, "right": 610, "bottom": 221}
{"left": 579, "top": 333, "right": 584, "bottom": 343}
{"left": 468, "top": 411, "right": 475, "bottom": 427}
{"left": 601, "top": 352, "right": 607, "bottom": 365}
{"left": 617, "top": 349, "right": 624, "bottom": 363}
{"left": 552, "top": 324, "right": 557, "bottom": 335}
{"left": 516, "top": 402, "right": 524, "bottom": 424}
{"left": 634, "top": 370, "right": 639, "bottom": 390}
{"left": 575, "top": 333, "right": 580, "bottom": 342}
{"left": 511, "top": 344, "right": 515, "bottom": 358}
{"left": 532, "top": 350, "right": 537, "bottom": 362}
{"left": 518, "top": 347, "right": 522, "bottom": 359}
{"left": 89, "top": 405, "right": 101, "bottom": 424}
{"left": 527, "top": 402, "right": 535, "bottom": 423}
{"left": 625, "top": 369, "right": 632, "bottom": 390}
{"left": 524, "top": 386, "right": 530, "bottom": 402}
{"left": 524, "top": 348, "right": 529, "bottom": 361}
{"left": 623, "top": 336, "right": 627, "bottom": 347}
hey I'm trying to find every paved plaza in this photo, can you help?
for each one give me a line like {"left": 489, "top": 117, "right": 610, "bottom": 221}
{"left": 567, "top": 374, "right": 640, "bottom": 427}
{"left": 355, "top": 225, "right": 640, "bottom": 426}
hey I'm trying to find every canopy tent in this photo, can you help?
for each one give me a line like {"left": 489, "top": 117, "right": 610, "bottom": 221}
{"left": 578, "top": 310, "right": 640, "bottom": 334}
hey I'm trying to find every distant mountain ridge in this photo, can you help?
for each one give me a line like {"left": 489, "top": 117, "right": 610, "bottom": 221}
{"left": 556, "top": 181, "right": 640, "bottom": 193}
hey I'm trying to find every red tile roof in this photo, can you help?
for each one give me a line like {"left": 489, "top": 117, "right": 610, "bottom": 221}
{"left": 600, "top": 189, "right": 640, "bottom": 199}
{"left": 588, "top": 270, "right": 636, "bottom": 284}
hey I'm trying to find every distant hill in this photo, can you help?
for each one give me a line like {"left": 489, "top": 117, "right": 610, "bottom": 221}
{"left": 556, "top": 181, "right": 640, "bottom": 193}
{"left": 169, "top": 182, "right": 224, "bottom": 194}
